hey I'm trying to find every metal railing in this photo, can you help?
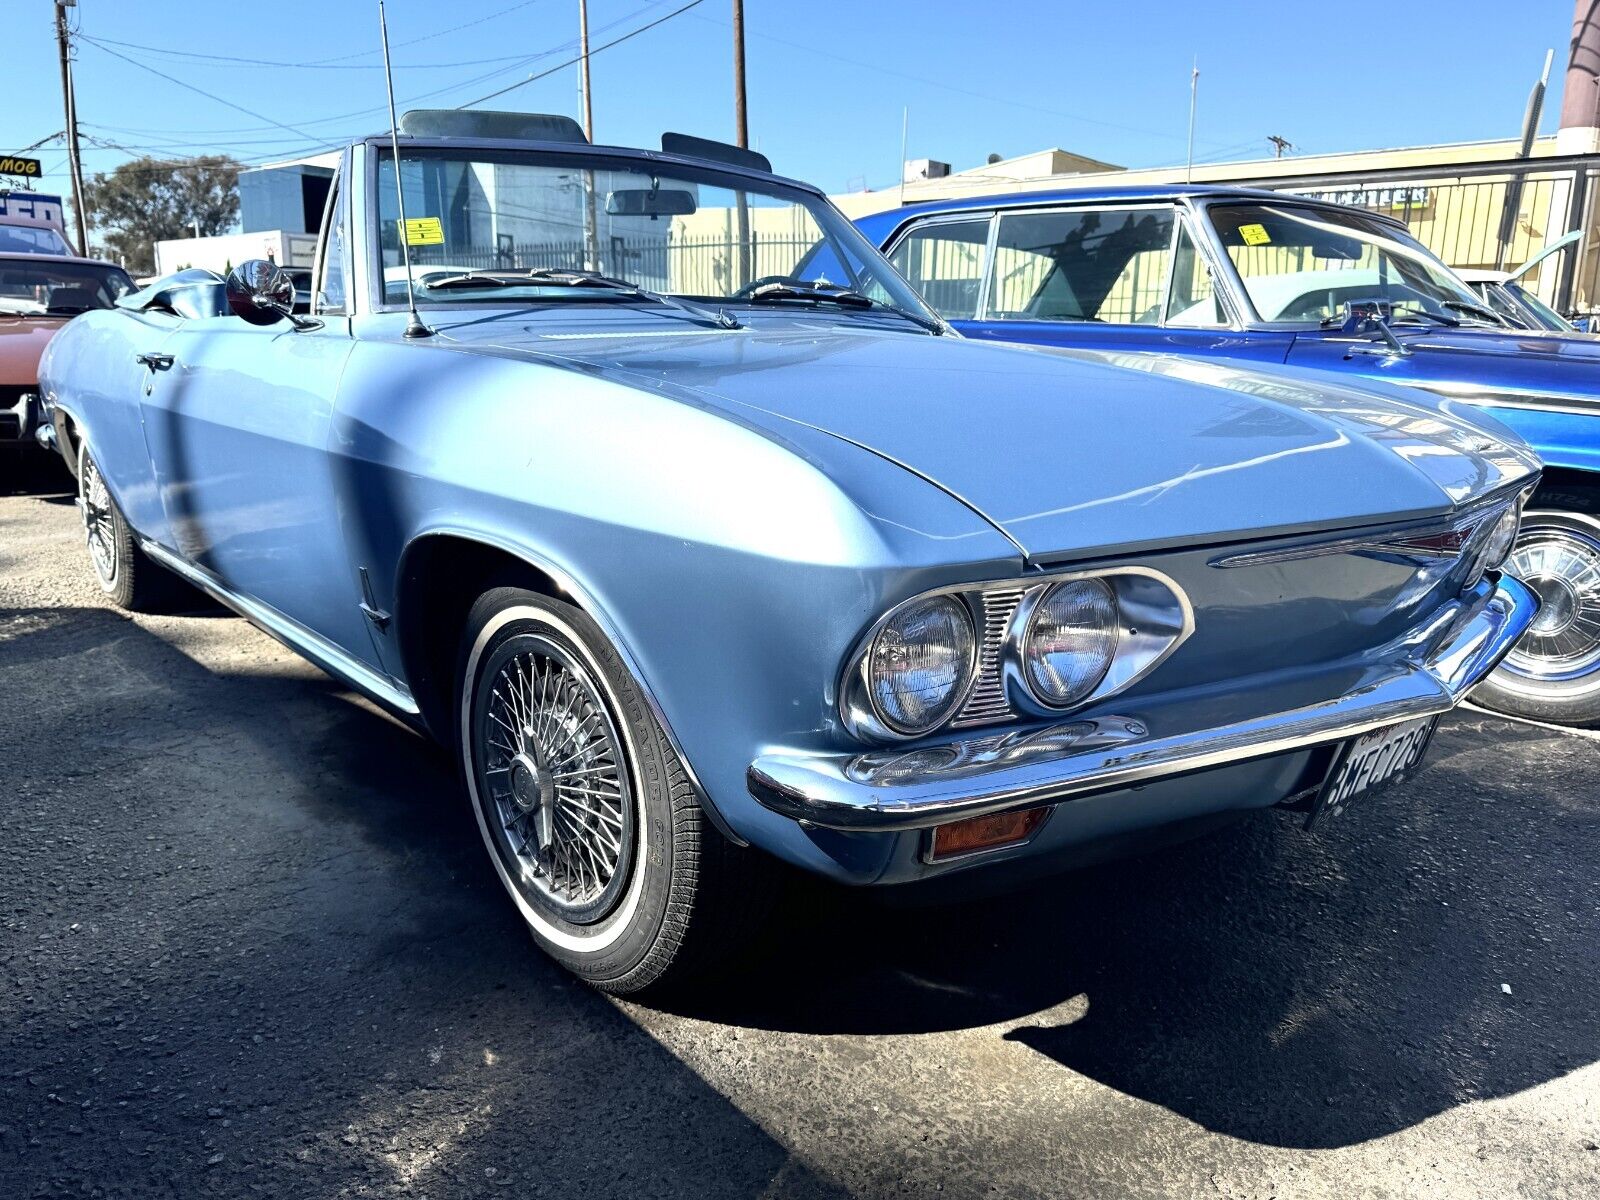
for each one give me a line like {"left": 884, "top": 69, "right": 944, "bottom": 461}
{"left": 1237, "top": 153, "right": 1600, "bottom": 313}
{"left": 412, "top": 233, "right": 819, "bottom": 295}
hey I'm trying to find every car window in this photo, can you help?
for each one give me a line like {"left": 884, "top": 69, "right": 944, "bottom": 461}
{"left": 0, "top": 222, "right": 73, "bottom": 256}
{"left": 1164, "top": 220, "right": 1226, "bottom": 327}
{"left": 889, "top": 218, "right": 990, "bottom": 320}
{"left": 374, "top": 147, "right": 931, "bottom": 322}
{"left": 1209, "top": 202, "right": 1492, "bottom": 326}
{"left": 0, "top": 260, "right": 134, "bottom": 315}
{"left": 988, "top": 208, "right": 1175, "bottom": 324}
{"left": 315, "top": 179, "right": 346, "bottom": 314}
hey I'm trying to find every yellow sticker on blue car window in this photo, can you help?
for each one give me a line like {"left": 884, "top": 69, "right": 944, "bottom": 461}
{"left": 1239, "top": 222, "right": 1272, "bottom": 246}
{"left": 401, "top": 217, "right": 445, "bottom": 246}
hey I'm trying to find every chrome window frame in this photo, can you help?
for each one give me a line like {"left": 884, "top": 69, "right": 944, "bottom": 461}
{"left": 885, "top": 211, "right": 997, "bottom": 322}
{"left": 882, "top": 201, "right": 1247, "bottom": 332}
{"left": 310, "top": 150, "right": 352, "bottom": 318}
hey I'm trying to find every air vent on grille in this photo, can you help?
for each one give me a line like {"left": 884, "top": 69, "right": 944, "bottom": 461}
{"left": 951, "top": 587, "right": 1024, "bottom": 727}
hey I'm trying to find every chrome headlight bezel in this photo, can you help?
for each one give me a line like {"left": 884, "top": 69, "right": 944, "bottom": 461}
{"left": 840, "top": 567, "right": 1194, "bottom": 744}
{"left": 842, "top": 593, "right": 979, "bottom": 741}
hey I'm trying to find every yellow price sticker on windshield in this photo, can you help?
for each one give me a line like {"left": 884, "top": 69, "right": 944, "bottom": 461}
{"left": 401, "top": 217, "right": 444, "bottom": 246}
{"left": 1239, "top": 222, "right": 1272, "bottom": 246}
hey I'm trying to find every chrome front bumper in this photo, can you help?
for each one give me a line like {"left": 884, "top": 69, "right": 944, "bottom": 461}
{"left": 748, "top": 574, "right": 1538, "bottom": 832}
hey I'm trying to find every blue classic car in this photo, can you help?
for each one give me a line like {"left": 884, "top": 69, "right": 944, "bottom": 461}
{"left": 42, "top": 114, "right": 1539, "bottom": 992}
{"left": 856, "top": 187, "right": 1600, "bottom": 727}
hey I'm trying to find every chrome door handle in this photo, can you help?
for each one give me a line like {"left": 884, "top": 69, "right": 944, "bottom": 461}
{"left": 135, "top": 352, "right": 175, "bottom": 371}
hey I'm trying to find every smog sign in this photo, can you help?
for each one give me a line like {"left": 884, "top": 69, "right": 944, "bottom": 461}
{"left": 0, "top": 155, "right": 43, "bottom": 178}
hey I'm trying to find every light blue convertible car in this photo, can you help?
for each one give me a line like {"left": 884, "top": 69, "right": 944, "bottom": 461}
{"left": 41, "top": 111, "right": 1540, "bottom": 992}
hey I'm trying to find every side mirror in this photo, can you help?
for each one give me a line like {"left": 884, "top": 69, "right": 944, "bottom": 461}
{"left": 225, "top": 260, "right": 296, "bottom": 326}
{"left": 1340, "top": 297, "right": 1393, "bottom": 335}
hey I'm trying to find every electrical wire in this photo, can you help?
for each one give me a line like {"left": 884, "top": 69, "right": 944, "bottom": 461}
{"left": 459, "top": 0, "right": 707, "bottom": 108}
{"left": 77, "top": 38, "right": 346, "bottom": 151}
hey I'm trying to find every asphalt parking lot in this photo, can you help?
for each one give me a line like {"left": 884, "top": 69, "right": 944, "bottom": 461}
{"left": 2, "top": 461, "right": 1598, "bottom": 1200}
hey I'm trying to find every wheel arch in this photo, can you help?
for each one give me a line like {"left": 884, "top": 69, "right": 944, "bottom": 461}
{"left": 391, "top": 528, "right": 746, "bottom": 845}
{"left": 1532, "top": 465, "right": 1600, "bottom": 511}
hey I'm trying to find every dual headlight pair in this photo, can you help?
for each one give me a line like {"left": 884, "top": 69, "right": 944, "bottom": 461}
{"left": 1464, "top": 499, "right": 1522, "bottom": 588}
{"left": 844, "top": 571, "right": 1192, "bottom": 742}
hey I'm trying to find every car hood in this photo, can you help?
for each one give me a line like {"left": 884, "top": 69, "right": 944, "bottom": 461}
{"left": 429, "top": 316, "right": 1536, "bottom": 561}
{"left": 0, "top": 314, "right": 66, "bottom": 387}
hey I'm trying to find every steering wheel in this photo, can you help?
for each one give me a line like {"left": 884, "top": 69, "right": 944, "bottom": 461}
{"left": 731, "top": 275, "right": 815, "bottom": 299}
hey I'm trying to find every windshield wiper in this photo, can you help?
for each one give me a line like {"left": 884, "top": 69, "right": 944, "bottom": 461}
{"left": 1440, "top": 298, "right": 1510, "bottom": 326}
{"left": 421, "top": 268, "right": 741, "bottom": 330}
{"left": 1387, "top": 307, "right": 1461, "bottom": 328}
{"left": 745, "top": 281, "right": 947, "bottom": 334}
{"left": 523, "top": 268, "right": 740, "bottom": 330}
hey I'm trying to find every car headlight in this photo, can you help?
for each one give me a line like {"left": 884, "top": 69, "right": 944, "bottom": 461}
{"left": 1023, "top": 578, "right": 1119, "bottom": 707}
{"left": 866, "top": 595, "right": 975, "bottom": 735}
{"left": 1480, "top": 503, "right": 1520, "bottom": 573}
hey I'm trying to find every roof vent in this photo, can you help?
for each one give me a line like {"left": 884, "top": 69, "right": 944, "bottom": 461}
{"left": 398, "top": 109, "right": 590, "bottom": 143}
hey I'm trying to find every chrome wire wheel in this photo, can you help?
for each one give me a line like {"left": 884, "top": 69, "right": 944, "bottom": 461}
{"left": 472, "top": 631, "right": 635, "bottom": 925}
{"left": 1503, "top": 518, "right": 1600, "bottom": 684}
{"left": 80, "top": 453, "right": 117, "bottom": 587}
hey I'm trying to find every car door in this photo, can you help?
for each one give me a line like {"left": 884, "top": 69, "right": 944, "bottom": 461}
{"left": 135, "top": 312, "right": 375, "bottom": 670}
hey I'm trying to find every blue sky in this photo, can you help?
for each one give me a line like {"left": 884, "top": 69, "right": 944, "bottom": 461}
{"left": 4, "top": 0, "right": 1581, "bottom": 210}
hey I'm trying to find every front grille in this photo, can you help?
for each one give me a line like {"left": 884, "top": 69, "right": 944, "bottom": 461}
{"left": 951, "top": 587, "right": 1025, "bottom": 727}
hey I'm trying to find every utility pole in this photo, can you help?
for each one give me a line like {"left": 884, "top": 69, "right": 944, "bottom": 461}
{"left": 732, "top": 0, "right": 748, "bottom": 148}
{"left": 1185, "top": 59, "right": 1199, "bottom": 184}
{"left": 731, "top": 0, "right": 750, "bottom": 287}
{"left": 577, "top": 0, "right": 594, "bottom": 140}
{"left": 1267, "top": 135, "right": 1293, "bottom": 158}
{"left": 54, "top": 0, "right": 88, "bottom": 255}
{"left": 577, "top": 0, "right": 598, "bottom": 271}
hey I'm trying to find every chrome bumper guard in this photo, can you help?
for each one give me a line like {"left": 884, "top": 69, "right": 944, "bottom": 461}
{"left": 747, "top": 575, "right": 1538, "bottom": 832}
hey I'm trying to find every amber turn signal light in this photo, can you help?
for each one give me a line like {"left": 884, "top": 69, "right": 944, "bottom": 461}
{"left": 928, "top": 807, "right": 1048, "bottom": 861}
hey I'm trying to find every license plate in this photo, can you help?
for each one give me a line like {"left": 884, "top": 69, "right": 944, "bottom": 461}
{"left": 1308, "top": 715, "right": 1439, "bottom": 827}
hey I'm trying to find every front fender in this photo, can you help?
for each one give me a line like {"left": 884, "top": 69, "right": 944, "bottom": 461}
{"left": 333, "top": 341, "right": 1019, "bottom": 873}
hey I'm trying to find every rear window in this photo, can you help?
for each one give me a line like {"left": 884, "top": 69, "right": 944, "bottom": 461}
{"left": 0, "top": 222, "right": 74, "bottom": 257}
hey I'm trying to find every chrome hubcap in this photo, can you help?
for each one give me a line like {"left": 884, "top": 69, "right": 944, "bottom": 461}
{"left": 1504, "top": 525, "right": 1600, "bottom": 682}
{"left": 475, "top": 634, "right": 633, "bottom": 922}
{"left": 81, "top": 457, "right": 116, "bottom": 585}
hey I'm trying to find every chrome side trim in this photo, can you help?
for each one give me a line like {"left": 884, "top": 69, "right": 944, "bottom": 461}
{"left": 1210, "top": 495, "right": 1515, "bottom": 569}
{"left": 139, "top": 539, "right": 420, "bottom": 717}
{"left": 753, "top": 574, "right": 1537, "bottom": 832}
{"left": 1413, "top": 379, "right": 1600, "bottom": 419}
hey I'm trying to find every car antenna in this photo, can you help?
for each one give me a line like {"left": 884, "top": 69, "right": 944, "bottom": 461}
{"left": 378, "top": 0, "right": 433, "bottom": 339}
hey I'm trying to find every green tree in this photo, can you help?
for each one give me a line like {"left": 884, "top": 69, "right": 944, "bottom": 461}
{"left": 83, "top": 155, "right": 242, "bottom": 273}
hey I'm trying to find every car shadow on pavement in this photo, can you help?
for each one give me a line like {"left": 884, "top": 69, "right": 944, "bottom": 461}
{"left": 0, "top": 452, "right": 74, "bottom": 499}
{"left": 0, "top": 606, "right": 848, "bottom": 1199}
{"left": 667, "top": 719, "right": 1600, "bottom": 1151}
{"left": 4, "top": 604, "right": 1596, "bottom": 1178}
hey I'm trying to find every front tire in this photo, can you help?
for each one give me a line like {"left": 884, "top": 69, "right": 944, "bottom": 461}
{"left": 457, "top": 587, "right": 772, "bottom": 993}
{"left": 1474, "top": 493, "right": 1600, "bottom": 727}
{"left": 78, "top": 443, "right": 173, "bottom": 612}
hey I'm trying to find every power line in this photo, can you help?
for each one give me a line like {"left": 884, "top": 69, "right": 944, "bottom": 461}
{"left": 459, "top": 0, "right": 708, "bottom": 108}
{"left": 688, "top": 11, "right": 1242, "bottom": 155}
{"left": 72, "top": 1, "right": 674, "bottom": 144}
{"left": 78, "top": 37, "right": 345, "bottom": 151}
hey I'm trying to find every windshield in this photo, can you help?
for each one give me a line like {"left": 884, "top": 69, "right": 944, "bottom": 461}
{"left": 0, "top": 259, "right": 135, "bottom": 316}
{"left": 1208, "top": 202, "right": 1495, "bottom": 327}
{"left": 1505, "top": 282, "right": 1574, "bottom": 331}
{"left": 375, "top": 146, "right": 932, "bottom": 323}
{"left": 0, "top": 221, "right": 74, "bottom": 257}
